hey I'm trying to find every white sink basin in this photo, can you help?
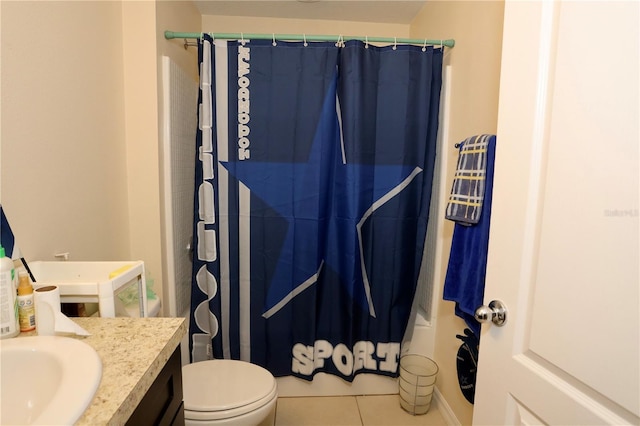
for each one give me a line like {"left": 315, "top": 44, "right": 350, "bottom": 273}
{"left": 0, "top": 336, "right": 102, "bottom": 425}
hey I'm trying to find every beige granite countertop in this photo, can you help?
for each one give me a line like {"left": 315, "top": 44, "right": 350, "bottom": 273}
{"left": 31, "top": 317, "right": 187, "bottom": 425}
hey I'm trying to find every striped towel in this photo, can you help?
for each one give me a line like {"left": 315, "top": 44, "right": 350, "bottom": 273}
{"left": 445, "top": 134, "right": 494, "bottom": 225}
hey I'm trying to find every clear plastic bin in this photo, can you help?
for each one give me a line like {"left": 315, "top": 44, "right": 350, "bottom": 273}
{"left": 28, "top": 261, "right": 148, "bottom": 317}
{"left": 399, "top": 354, "right": 439, "bottom": 415}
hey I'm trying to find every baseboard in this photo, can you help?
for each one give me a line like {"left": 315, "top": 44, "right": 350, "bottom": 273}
{"left": 433, "top": 387, "right": 461, "bottom": 426}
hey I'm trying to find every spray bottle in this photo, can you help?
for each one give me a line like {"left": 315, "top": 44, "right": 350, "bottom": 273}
{"left": 0, "top": 245, "right": 20, "bottom": 339}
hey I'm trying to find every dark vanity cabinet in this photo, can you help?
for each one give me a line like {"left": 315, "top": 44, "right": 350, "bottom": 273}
{"left": 126, "top": 346, "right": 184, "bottom": 426}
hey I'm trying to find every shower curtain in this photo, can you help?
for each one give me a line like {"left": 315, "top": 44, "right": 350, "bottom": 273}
{"left": 190, "top": 35, "right": 443, "bottom": 382}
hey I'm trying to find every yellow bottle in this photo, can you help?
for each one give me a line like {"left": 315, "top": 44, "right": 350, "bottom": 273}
{"left": 17, "top": 272, "right": 36, "bottom": 332}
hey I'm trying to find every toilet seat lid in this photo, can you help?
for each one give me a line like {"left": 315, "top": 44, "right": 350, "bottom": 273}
{"left": 182, "top": 359, "right": 277, "bottom": 413}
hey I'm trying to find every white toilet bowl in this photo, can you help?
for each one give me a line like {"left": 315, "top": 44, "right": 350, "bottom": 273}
{"left": 182, "top": 359, "right": 278, "bottom": 426}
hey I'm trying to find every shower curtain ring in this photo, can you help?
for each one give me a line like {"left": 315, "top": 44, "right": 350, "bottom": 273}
{"left": 393, "top": 37, "right": 397, "bottom": 50}
{"left": 272, "top": 33, "right": 277, "bottom": 46}
{"left": 240, "top": 32, "right": 246, "bottom": 46}
{"left": 365, "top": 36, "right": 369, "bottom": 49}
{"left": 422, "top": 38, "right": 427, "bottom": 52}
{"left": 303, "top": 34, "right": 308, "bottom": 47}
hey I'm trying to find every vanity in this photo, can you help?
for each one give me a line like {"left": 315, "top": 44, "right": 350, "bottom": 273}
{"left": 64, "top": 317, "right": 187, "bottom": 425}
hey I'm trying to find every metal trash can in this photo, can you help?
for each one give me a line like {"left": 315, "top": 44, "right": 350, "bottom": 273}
{"left": 399, "top": 354, "right": 439, "bottom": 415}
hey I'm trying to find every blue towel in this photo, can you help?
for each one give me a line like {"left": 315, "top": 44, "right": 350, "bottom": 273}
{"left": 445, "top": 134, "right": 492, "bottom": 225}
{"left": 443, "top": 135, "right": 496, "bottom": 337}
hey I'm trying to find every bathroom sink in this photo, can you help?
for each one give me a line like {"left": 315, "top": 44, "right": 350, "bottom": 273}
{"left": 0, "top": 336, "right": 102, "bottom": 425}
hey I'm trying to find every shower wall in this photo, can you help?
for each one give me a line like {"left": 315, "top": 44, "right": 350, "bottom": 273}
{"left": 161, "top": 56, "right": 198, "bottom": 318}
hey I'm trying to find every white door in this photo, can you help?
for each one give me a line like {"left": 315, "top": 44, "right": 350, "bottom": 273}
{"left": 473, "top": 1, "right": 639, "bottom": 425}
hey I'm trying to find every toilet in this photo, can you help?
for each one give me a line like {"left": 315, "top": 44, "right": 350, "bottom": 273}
{"left": 181, "top": 359, "right": 278, "bottom": 426}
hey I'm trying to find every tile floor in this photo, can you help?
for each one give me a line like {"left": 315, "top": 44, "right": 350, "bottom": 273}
{"left": 274, "top": 395, "right": 447, "bottom": 426}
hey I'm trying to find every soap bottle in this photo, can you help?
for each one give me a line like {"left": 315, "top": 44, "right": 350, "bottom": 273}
{"left": 17, "top": 272, "right": 36, "bottom": 332}
{"left": 0, "top": 245, "right": 19, "bottom": 339}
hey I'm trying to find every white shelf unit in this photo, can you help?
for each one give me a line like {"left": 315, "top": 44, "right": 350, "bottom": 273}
{"left": 29, "top": 261, "right": 149, "bottom": 317}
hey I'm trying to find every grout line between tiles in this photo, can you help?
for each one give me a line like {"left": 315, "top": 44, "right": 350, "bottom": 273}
{"left": 355, "top": 395, "right": 365, "bottom": 426}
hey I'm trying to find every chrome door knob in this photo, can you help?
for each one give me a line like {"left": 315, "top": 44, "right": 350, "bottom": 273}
{"left": 474, "top": 300, "right": 507, "bottom": 326}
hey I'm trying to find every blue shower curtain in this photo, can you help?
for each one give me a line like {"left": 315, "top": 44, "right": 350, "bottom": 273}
{"left": 190, "top": 35, "right": 443, "bottom": 382}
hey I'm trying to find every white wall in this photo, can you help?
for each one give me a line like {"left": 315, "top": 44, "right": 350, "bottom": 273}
{"left": 1, "top": 1, "right": 130, "bottom": 262}
{"left": 121, "top": 0, "right": 163, "bottom": 303}
{"left": 1, "top": 0, "right": 200, "bottom": 315}
{"left": 201, "top": 14, "right": 409, "bottom": 40}
{"left": 121, "top": 0, "right": 201, "bottom": 314}
{"left": 410, "top": 2, "right": 505, "bottom": 424}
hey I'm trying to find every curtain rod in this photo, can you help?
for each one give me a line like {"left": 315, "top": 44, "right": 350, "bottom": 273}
{"left": 165, "top": 31, "right": 455, "bottom": 48}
